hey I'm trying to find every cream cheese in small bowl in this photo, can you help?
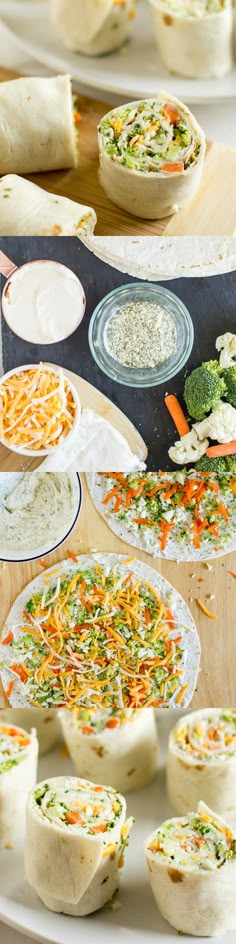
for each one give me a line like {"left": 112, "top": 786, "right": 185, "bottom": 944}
{"left": 0, "top": 471, "right": 82, "bottom": 562}
{"left": 2, "top": 260, "right": 86, "bottom": 344}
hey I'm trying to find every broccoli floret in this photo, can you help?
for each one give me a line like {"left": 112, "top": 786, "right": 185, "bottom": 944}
{"left": 184, "top": 361, "right": 226, "bottom": 421}
{"left": 222, "top": 365, "right": 236, "bottom": 409}
{"left": 225, "top": 455, "right": 236, "bottom": 473}
{"left": 195, "top": 456, "right": 228, "bottom": 473}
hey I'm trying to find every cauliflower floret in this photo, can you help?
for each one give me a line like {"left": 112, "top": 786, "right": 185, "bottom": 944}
{"left": 194, "top": 400, "right": 236, "bottom": 444}
{"left": 168, "top": 430, "right": 209, "bottom": 465}
{"left": 215, "top": 332, "right": 236, "bottom": 368}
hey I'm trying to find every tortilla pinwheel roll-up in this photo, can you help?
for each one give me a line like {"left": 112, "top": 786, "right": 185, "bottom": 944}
{"left": 50, "top": 0, "right": 138, "bottom": 57}
{"left": 145, "top": 802, "right": 236, "bottom": 936}
{"left": 167, "top": 708, "right": 236, "bottom": 822}
{"left": 0, "top": 723, "right": 38, "bottom": 849}
{"left": 0, "top": 75, "right": 78, "bottom": 175}
{"left": 0, "top": 176, "right": 96, "bottom": 237}
{"left": 24, "top": 776, "right": 134, "bottom": 915}
{"left": 59, "top": 707, "right": 159, "bottom": 793}
{"left": 98, "top": 95, "right": 206, "bottom": 219}
{"left": 149, "top": 0, "right": 233, "bottom": 79}
{"left": 0, "top": 709, "right": 60, "bottom": 756}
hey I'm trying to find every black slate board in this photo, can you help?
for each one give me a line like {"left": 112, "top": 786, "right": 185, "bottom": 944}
{"left": 1, "top": 236, "right": 236, "bottom": 470}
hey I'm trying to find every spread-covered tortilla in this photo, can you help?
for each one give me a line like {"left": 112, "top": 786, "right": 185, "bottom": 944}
{"left": 0, "top": 175, "right": 96, "bottom": 237}
{"left": 59, "top": 706, "right": 159, "bottom": 793}
{"left": 98, "top": 94, "right": 205, "bottom": 218}
{"left": 50, "top": 0, "right": 138, "bottom": 56}
{"left": 0, "top": 75, "right": 78, "bottom": 175}
{"left": 145, "top": 801, "right": 236, "bottom": 935}
{"left": 0, "top": 553, "right": 200, "bottom": 711}
{"left": 87, "top": 471, "right": 236, "bottom": 561}
{"left": 149, "top": 0, "right": 233, "bottom": 78}
{"left": 24, "top": 775, "right": 133, "bottom": 914}
{"left": 167, "top": 708, "right": 236, "bottom": 822}
{"left": 0, "top": 723, "right": 38, "bottom": 849}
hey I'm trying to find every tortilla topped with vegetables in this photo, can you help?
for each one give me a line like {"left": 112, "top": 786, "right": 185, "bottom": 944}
{"left": 0, "top": 553, "right": 200, "bottom": 711}
{"left": 87, "top": 471, "right": 236, "bottom": 561}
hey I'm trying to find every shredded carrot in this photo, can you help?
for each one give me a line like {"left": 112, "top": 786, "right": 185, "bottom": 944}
{"left": 228, "top": 571, "right": 236, "bottom": 579}
{"left": 1, "top": 630, "right": 13, "bottom": 645}
{"left": 5, "top": 679, "right": 14, "bottom": 699}
{"left": 196, "top": 598, "right": 218, "bottom": 620}
{"left": 164, "top": 395, "right": 190, "bottom": 436}
{"left": 69, "top": 551, "right": 77, "bottom": 563}
{"left": 39, "top": 559, "right": 47, "bottom": 568}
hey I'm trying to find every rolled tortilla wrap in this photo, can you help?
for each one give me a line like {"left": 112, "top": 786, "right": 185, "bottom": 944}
{"left": 0, "top": 722, "right": 38, "bottom": 849}
{"left": 59, "top": 707, "right": 159, "bottom": 793}
{"left": 167, "top": 708, "right": 236, "bottom": 824}
{"left": 0, "top": 176, "right": 96, "bottom": 236}
{"left": 98, "top": 94, "right": 206, "bottom": 219}
{"left": 145, "top": 801, "right": 236, "bottom": 936}
{"left": 0, "top": 75, "right": 77, "bottom": 175}
{"left": 149, "top": 0, "right": 233, "bottom": 79}
{"left": 50, "top": 0, "right": 137, "bottom": 56}
{"left": 24, "top": 776, "right": 133, "bottom": 915}
{"left": 0, "top": 709, "right": 60, "bottom": 756}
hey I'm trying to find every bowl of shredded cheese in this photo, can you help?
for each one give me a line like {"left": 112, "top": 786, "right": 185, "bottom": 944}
{"left": 88, "top": 283, "right": 194, "bottom": 387}
{"left": 0, "top": 362, "right": 80, "bottom": 457}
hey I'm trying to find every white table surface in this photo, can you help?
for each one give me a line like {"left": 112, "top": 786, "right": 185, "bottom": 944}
{"left": 0, "top": 18, "right": 236, "bottom": 147}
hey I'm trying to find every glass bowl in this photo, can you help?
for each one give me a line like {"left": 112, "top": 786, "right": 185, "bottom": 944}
{"left": 88, "top": 282, "right": 194, "bottom": 388}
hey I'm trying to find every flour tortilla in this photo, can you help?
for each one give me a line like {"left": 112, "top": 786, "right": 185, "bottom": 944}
{"left": 0, "top": 176, "right": 96, "bottom": 236}
{"left": 167, "top": 708, "right": 236, "bottom": 825}
{"left": 98, "top": 93, "right": 206, "bottom": 219}
{"left": 24, "top": 775, "right": 127, "bottom": 915}
{"left": 79, "top": 235, "right": 236, "bottom": 280}
{"left": 0, "top": 75, "right": 77, "bottom": 175}
{"left": 0, "top": 553, "right": 200, "bottom": 711}
{"left": 59, "top": 707, "right": 159, "bottom": 793}
{"left": 144, "top": 802, "right": 236, "bottom": 936}
{"left": 150, "top": 0, "right": 233, "bottom": 79}
{"left": 0, "top": 725, "right": 38, "bottom": 849}
{"left": 50, "top": 0, "right": 136, "bottom": 56}
{"left": 86, "top": 472, "right": 236, "bottom": 562}
{"left": 0, "top": 709, "right": 60, "bottom": 756}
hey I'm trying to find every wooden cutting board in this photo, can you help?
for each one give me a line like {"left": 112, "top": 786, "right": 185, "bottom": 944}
{"left": 0, "top": 67, "right": 235, "bottom": 236}
{"left": 0, "top": 367, "right": 147, "bottom": 471}
{"left": 0, "top": 474, "right": 235, "bottom": 709}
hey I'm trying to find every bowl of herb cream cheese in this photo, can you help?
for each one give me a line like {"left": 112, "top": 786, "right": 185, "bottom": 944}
{"left": 0, "top": 471, "right": 82, "bottom": 562}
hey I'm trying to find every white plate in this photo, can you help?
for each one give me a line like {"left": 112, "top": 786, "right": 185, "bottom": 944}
{"left": 0, "top": 472, "right": 82, "bottom": 562}
{"left": 0, "top": 713, "right": 231, "bottom": 944}
{"left": 80, "top": 235, "right": 236, "bottom": 280}
{"left": 1, "top": 0, "right": 236, "bottom": 104}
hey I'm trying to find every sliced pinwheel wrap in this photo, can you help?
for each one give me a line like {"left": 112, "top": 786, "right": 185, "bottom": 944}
{"left": 167, "top": 708, "right": 236, "bottom": 823}
{"left": 0, "top": 176, "right": 96, "bottom": 236}
{"left": 50, "top": 0, "right": 137, "bottom": 56}
{"left": 24, "top": 776, "right": 133, "bottom": 915}
{"left": 0, "top": 723, "right": 38, "bottom": 849}
{"left": 98, "top": 94, "right": 205, "bottom": 219}
{"left": 0, "top": 76, "right": 77, "bottom": 175}
{"left": 59, "top": 707, "right": 159, "bottom": 793}
{"left": 145, "top": 801, "right": 236, "bottom": 936}
{"left": 149, "top": 0, "right": 233, "bottom": 78}
{"left": 0, "top": 709, "right": 60, "bottom": 756}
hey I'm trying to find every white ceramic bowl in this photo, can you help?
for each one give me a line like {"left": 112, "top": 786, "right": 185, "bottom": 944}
{"left": 0, "top": 471, "right": 82, "bottom": 563}
{"left": 0, "top": 362, "right": 81, "bottom": 457}
{"left": 1, "top": 259, "right": 86, "bottom": 345}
